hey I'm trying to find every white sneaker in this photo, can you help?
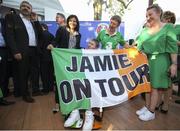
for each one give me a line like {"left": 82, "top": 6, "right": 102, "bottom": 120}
{"left": 136, "top": 106, "right": 148, "bottom": 116}
{"left": 139, "top": 110, "right": 155, "bottom": 121}
{"left": 82, "top": 111, "right": 94, "bottom": 131}
{"left": 52, "top": 107, "right": 59, "bottom": 113}
{"left": 64, "top": 109, "right": 80, "bottom": 127}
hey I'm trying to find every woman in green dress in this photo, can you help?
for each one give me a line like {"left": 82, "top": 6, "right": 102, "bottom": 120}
{"left": 135, "top": 4, "right": 178, "bottom": 121}
{"left": 155, "top": 11, "right": 180, "bottom": 113}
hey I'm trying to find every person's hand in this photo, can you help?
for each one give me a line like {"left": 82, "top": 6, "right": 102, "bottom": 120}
{"left": 169, "top": 63, "right": 177, "bottom": 78}
{"left": 14, "top": 53, "right": 22, "bottom": 61}
{"left": 131, "top": 42, "right": 137, "bottom": 46}
{"left": 124, "top": 43, "right": 132, "bottom": 48}
{"left": 47, "top": 44, "right": 54, "bottom": 50}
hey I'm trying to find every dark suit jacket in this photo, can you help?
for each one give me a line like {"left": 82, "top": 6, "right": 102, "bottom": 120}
{"left": 39, "top": 30, "right": 54, "bottom": 61}
{"left": 0, "top": 18, "right": 12, "bottom": 59}
{"left": 5, "top": 13, "right": 42, "bottom": 55}
{"left": 53, "top": 26, "right": 81, "bottom": 49}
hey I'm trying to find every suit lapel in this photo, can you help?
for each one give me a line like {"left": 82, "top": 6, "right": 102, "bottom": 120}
{"left": 17, "top": 14, "right": 29, "bottom": 38}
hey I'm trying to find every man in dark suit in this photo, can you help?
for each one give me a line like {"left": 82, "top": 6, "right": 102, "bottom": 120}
{"left": 5, "top": 1, "right": 42, "bottom": 103}
{"left": 1, "top": 9, "right": 21, "bottom": 98}
{"left": 0, "top": 17, "right": 15, "bottom": 106}
{"left": 39, "top": 23, "right": 55, "bottom": 94}
{"left": 0, "top": 18, "right": 9, "bottom": 97}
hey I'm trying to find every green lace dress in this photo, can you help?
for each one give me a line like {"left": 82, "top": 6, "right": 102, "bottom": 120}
{"left": 136, "top": 24, "right": 178, "bottom": 88}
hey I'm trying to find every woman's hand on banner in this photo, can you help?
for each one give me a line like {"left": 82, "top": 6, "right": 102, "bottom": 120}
{"left": 14, "top": 53, "right": 22, "bottom": 61}
{"left": 47, "top": 44, "right": 54, "bottom": 50}
{"left": 124, "top": 43, "right": 131, "bottom": 48}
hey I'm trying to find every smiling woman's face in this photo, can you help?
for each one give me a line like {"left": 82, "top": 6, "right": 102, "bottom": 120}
{"left": 146, "top": 8, "right": 161, "bottom": 26}
{"left": 68, "top": 17, "right": 77, "bottom": 30}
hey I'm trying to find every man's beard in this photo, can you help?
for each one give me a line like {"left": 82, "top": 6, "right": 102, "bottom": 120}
{"left": 21, "top": 9, "right": 30, "bottom": 17}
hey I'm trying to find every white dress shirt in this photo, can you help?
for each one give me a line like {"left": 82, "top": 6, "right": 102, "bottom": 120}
{"left": 0, "top": 22, "right": 5, "bottom": 47}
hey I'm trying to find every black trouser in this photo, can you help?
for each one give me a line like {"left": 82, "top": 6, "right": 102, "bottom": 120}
{"left": 55, "top": 86, "right": 59, "bottom": 104}
{"left": 0, "top": 48, "right": 16, "bottom": 97}
{"left": 0, "top": 47, "right": 9, "bottom": 97}
{"left": 13, "top": 54, "right": 29, "bottom": 97}
{"left": 12, "top": 59, "right": 22, "bottom": 97}
{"left": 40, "top": 60, "right": 54, "bottom": 92}
{"left": 27, "top": 47, "right": 40, "bottom": 93}
{"left": 13, "top": 47, "right": 40, "bottom": 97}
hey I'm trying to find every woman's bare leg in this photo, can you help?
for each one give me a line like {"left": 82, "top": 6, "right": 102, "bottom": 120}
{"left": 145, "top": 92, "right": 151, "bottom": 108}
{"left": 149, "top": 88, "right": 159, "bottom": 112}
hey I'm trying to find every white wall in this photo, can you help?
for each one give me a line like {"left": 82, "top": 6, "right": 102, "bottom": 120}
{"left": 155, "top": 0, "right": 180, "bottom": 24}
{"left": 44, "top": 7, "right": 69, "bottom": 21}
{"left": 123, "top": 0, "right": 148, "bottom": 40}
{"left": 60, "top": 0, "right": 94, "bottom": 21}
{"left": 124, "top": 0, "right": 180, "bottom": 40}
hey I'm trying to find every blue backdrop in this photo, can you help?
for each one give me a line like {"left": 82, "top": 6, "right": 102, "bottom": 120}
{"left": 43, "top": 21, "right": 124, "bottom": 48}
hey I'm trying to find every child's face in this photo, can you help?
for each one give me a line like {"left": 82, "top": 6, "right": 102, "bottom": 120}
{"left": 88, "top": 41, "right": 97, "bottom": 49}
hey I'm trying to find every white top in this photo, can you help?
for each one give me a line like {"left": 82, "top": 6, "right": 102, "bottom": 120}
{"left": 20, "top": 14, "right": 37, "bottom": 46}
{"left": 0, "top": 22, "right": 5, "bottom": 47}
